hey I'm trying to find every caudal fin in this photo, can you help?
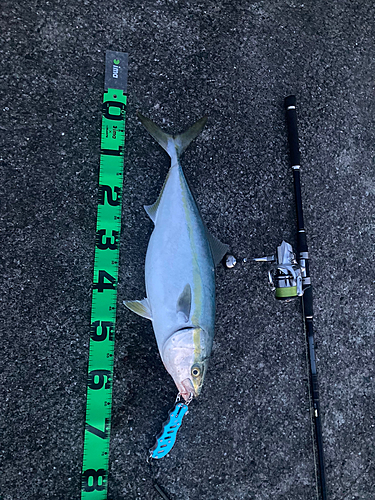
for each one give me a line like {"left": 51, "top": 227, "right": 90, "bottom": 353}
{"left": 138, "top": 112, "right": 207, "bottom": 158}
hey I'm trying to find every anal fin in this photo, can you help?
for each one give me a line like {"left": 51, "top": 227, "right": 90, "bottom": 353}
{"left": 207, "top": 232, "right": 230, "bottom": 266}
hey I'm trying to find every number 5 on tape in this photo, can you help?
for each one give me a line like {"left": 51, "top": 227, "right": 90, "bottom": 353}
{"left": 81, "top": 50, "right": 128, "bottom": 500}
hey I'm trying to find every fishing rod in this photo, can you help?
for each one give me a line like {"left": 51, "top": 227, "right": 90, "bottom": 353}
{"left": 285, "top": 95, "right": 327, "bottom": 500}
{"left": 253, "top": 95, "right": 327, "bottom": 499}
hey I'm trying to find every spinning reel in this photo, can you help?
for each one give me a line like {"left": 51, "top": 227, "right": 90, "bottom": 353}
{"left": 254, "top": 241, "right": 305, "bottom": 301}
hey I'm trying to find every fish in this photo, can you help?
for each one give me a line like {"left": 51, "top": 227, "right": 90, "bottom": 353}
{"left": 124, "top": 113, "right": 229, "bottom": 401}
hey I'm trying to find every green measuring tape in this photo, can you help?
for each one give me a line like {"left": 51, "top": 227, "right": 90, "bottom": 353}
{"left": 81, "top": 50, "right": 128, "bottom": 500}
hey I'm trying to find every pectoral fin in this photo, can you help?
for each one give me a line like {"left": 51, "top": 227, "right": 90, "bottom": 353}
{"left": 176, "top": 284, "right": 192, "bottom": 322}
{"left": 207, "top": 232, "right": 230, "bottom": 266}
{"left": 123, "top": 298, "right": 152, "bottom": 320}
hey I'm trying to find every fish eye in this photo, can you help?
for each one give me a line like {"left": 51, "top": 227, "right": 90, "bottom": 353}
{"left": 191, "top": 366, "right": 201, "bottom": 377}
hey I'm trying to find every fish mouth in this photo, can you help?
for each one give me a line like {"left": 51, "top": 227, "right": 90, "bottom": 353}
{"left": 179, "top": 378, "right": 196, "bottom": 401}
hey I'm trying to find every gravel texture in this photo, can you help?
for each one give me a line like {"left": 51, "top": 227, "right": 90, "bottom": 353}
{"left": 1, "top": 1, "right": 374, "bottom": 499}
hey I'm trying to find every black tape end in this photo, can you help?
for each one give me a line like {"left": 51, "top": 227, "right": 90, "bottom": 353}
{"left": 284, "top": 95, "right": 296, "bottom": 108}
{"left": 104, "top": 50, "right": 128, "bottom": 92}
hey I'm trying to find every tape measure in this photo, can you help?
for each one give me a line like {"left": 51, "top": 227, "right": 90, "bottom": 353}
{"left": 81, "top": 50, "right": 128, "bottom": 500}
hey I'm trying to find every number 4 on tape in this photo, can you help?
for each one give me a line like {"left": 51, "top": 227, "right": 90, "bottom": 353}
{"left": 81, "top": 50, "right": 128, "bottom": 500}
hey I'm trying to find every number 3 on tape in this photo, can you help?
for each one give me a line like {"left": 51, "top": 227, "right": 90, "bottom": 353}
{"left": 81, "top": 50, "right": 128, "bottom": 500}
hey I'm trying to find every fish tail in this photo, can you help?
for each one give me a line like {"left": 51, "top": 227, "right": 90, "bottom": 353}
{"left": 137, "top": 112, "right": 207, "bottom": 158}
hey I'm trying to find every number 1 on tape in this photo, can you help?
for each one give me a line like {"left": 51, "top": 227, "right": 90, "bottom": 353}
{"left": 81, "top": 51, "right": 128, "bottom": 500}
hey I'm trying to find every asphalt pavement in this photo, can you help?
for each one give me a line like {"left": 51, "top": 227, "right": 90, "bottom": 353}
{"left": 1, "top": 1, "right": 374, "bottom": 499}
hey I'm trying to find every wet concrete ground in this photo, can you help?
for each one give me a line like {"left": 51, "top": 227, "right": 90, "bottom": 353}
{"left": 1, "top": 1, "right": 374, "bottom": 499}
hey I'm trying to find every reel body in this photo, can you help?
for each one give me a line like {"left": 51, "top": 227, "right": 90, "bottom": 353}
{"left": 254, "top": 241, "right": 304, "bottom": 301}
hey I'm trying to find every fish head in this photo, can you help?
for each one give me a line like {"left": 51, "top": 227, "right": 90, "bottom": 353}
{"left": 161, "top": 327, "right": 212, "bottom": 401}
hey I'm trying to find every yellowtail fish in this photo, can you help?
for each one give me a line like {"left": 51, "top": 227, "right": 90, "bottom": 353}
{"left": 124, "top": 113, "right": 228, "bottom": 401}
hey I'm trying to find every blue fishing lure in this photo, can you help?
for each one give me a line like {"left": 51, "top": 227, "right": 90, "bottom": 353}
{"left": 150, "top": 401, "right": 189, "bottom": 459}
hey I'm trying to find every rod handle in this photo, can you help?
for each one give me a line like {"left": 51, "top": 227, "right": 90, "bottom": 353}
{"left": 284, "top": 95, "right": 301, "bottom": 168}
{"left": 303, "top": 284, "right": 313, "bottom": 317}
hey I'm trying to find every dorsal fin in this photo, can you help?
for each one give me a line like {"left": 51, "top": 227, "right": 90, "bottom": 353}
{"left": 144, "top": 201, "right": 159, "bottom": 223}
{"left": 143, "top": 162, "right": 173, "bottom": 224}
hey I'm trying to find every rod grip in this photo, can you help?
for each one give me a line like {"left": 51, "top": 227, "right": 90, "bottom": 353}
{"left": 285, "top": 95, "right": 305, "bottom": 233}
{"left": 284, "top": 95, "right": 301, "bottom": 167}
{"left": 303, "top": 285, "right": 313, "bottom": 317}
